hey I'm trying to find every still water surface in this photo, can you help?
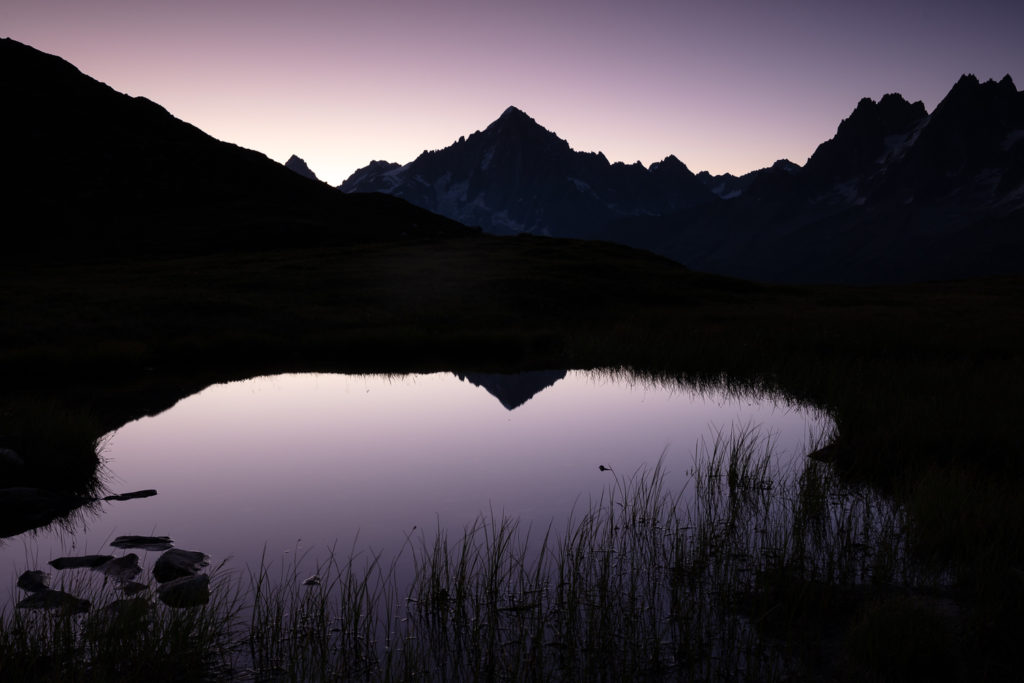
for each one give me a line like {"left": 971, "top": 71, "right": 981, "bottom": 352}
{"left": 2, "top": 370, "right": 830, "bottom": 589}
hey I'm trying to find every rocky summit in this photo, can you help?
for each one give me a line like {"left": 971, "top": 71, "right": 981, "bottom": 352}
{"left": 339, "top": 106, "right": 717, "bottom": 238}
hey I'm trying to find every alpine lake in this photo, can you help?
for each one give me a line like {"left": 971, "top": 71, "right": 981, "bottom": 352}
{"left": 3, "top": 369, "right": 830, "bottom": 600}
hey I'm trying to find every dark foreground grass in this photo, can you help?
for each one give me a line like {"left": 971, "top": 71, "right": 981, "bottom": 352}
{"left": 2, "top": 425, "right": 947, "bottom": 682}
{"left": 0, "top": 566, "right": 242, "bottom": 682}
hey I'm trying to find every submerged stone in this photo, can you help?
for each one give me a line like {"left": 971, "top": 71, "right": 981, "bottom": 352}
{"left": 17, "top": 589, "right": 90, "bottom": 613}
{"left": 110, "top": 535, "right": 174, "bottom": 551}
{"left": 17, "top": 570, "right": 49, "bottom": 592}
{"left": 94, "top": 554, "right": 142, "bottom": 581}
{"left": 156, "top": 574, "right": 210, "bottom": 608}
{"left": 50, "top": 554, "right": 115, "bottom": 570}
{"left": 153, "top": 548, "right": 209, "bottom": 583}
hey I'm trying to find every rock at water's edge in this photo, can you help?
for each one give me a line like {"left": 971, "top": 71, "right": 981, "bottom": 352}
{"left": 17, "top": 589, "right": 90, "bottom": 613}
{"left": 153, "top": 548, "right": 209, "bottom": 583}
{"left": 103, "top": 489, "right": 158, "bottom": 502}
{"left": 94, "top": 554, "right": 142, "bottom": 581}
{"left": 50, "top": 554, "right": 115, "bottom": 569}
{"left": 110, "top": 535, "right": 173, "bottom": 551}
{"left": 17, "top": 570, "right": 49, "bottom": 592}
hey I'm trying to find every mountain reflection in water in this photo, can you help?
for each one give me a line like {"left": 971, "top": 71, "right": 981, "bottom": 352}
{"left": 457, "top": 370, "right": 568, "bottom": 410}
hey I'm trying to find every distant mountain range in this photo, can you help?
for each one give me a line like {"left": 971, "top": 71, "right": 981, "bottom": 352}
{"left": 6, "top": 35, "right": 1020, "bottom": 284}
{"left": 341, "top": 106, "right": 716, "bottom": 239}
{"left": 2, "top": 37, "right": 469, "bottom": 261}
{"left": 333, "top": 77, "right": 1024, "bottom": 283}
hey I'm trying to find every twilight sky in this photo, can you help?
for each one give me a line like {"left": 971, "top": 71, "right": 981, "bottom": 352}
{"left": 5, "top": 1, "right": 1022, "bottom": 185}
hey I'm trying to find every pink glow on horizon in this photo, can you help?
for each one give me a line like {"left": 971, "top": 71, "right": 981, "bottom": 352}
{"left": 3, "top": 1, "right": 1022, "bottom": 185}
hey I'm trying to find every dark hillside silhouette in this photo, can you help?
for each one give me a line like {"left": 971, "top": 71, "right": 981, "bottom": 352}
{"left": 1, "top": 38, "right": 470, "bottom": 261}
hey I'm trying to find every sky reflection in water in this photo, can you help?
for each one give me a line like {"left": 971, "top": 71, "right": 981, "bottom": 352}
{"left": 2, "top": 371, "right": 831, "bottom": 585}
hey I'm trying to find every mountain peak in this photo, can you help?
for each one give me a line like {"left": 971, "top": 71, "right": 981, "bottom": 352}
{"left": 284, "top": 154, "right": 320, "bottom": 182}
{"left": 942, "top": 72, "right": 1021, "bottom": 103}
{"left": 954, "top": 73, "right": 981, "bottom": 89}
{"left": 771, "top": 159, "right": 801, "bottom": 173}
{"left": 488, "top": 106, "right": 544, "bottom": 132}
{"left": 650, "top": 154, "right": 692, "bottom": 174}
{"left": 931, "top": 71, "right": 1021, "bottom": 124}
{"left": 499, "top": 105, "right": 532, "bottom": 121}
{"left": 481, "top": 105, "right": 565, "bottom": 150}
{"left": 804, "top": 89, "right": 928, "bottom": 181}
{"left": 845, "top": 93, "right": 925, "bottom": 130}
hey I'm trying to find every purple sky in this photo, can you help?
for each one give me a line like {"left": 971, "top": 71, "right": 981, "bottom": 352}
{"left": 5, "top": 1, "right": 1022, "bottom": 185}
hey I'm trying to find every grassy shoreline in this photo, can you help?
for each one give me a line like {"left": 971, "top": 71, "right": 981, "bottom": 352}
{"left": 2, "top": 236, "right": 1023, "bottom": 678}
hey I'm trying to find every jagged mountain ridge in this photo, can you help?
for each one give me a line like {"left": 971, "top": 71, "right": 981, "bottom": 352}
{"left": 1, "top": 37, "right": 470, "bottom": 261}
{"left": 696, "top": 159, "right": 801, "bottom": 200}
{"left": 341, "top": 106, "right": 717, "bottom": 237}
{"left": 611, "top": 75, "right": 1024, "bottom": 283}
{"left": 337, "top": 77, "right": 1024, "bottom": 283}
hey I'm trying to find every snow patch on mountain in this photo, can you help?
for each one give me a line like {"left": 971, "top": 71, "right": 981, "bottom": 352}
{"left": 433, "top": 174, "right": 471, "bottom": 214}
{"left": 361, "top": 166, "right": 406, "bottom": 191}
{"left": 711, "top": 183, "right": 742, "bottom": 199}
{"left": 829, "top": 180, "right": 866, "bottom": 206}
{"left": 490, "top": 209, "right": 527, "bottom": 234}
{"left": 877, "top": 117, "right": 930, "bottom": 164}
{"left": 568, "top": 177, "right": 597, "bottom": 197}
{"left": 480, "top": 146, "right": 496, "bottom": 170}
